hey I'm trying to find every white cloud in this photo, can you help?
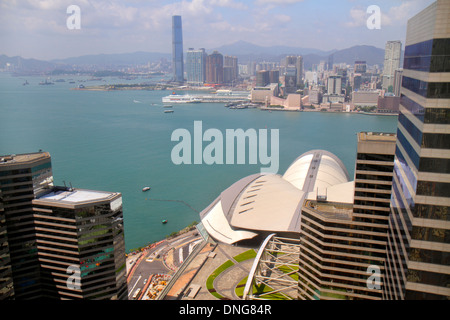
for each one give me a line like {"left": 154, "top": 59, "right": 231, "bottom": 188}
{"left": 345, "top": 1, "right": 435, "bottom": 28}
{"left": 255, "top": 0, "right": 303, "bottom": 5}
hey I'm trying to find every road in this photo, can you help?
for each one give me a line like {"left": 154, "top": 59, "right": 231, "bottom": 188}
{"left": 127, "top": 229, "right": 202, "bottom": 300}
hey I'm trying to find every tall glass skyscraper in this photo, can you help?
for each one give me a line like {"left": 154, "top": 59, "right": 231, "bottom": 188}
{"left": 383, "top": 0, "right": 450, "bottom": 300}
{"left": 172, "top": 15, "right": 184, "bottom": 83}
{"left": 186, "top": 48, "right": 206, "bottom": 86}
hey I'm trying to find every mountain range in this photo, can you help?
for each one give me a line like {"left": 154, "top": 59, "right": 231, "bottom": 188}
{"left": 1, "top": 41, "right": 388, "bottom": 74}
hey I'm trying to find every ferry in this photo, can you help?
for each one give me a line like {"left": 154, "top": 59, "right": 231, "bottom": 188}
{"left": 162, "top": 94, "right": 201, "bottom": 104}
{"left": 164, "top": 109, "right": 174, "bottom": 113}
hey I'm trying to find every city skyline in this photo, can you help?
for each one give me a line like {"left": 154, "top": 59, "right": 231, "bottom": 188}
{"left": 0, "top": 0, "right": 435, "bottom": 61}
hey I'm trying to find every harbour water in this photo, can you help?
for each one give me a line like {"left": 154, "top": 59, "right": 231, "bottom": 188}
{"left": 0, "top": 73, "right": 398, "bottom": 251}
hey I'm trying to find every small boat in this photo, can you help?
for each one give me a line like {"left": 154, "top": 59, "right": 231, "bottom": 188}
{"left": 162, "top": 219, "right": 168, "bottom": 224}
{"left": 142, "top": 187, "right": 151, "bottom": 192}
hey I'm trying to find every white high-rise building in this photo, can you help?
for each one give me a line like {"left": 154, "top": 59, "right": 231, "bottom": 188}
{"left": 382, "top": 40, "right": 402, "bottom": 91}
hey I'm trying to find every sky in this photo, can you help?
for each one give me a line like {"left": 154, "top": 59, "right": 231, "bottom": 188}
{"left": 0, "top": 0, "right": 436, "bottom": 60}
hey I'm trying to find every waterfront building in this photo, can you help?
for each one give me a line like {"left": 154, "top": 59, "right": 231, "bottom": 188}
{"left": 250, "top": 84, "right": 279, "bottom": 104}
{"left": 383, "top": 0, "right": 450, "bottom": 300}
{"left": 172, "top": 15, "right": 184, "bottom": 83}
{"left": 205, "top": 51, "right": 224, "bottom": 85}
{"left": 0, "top": 152, "right": 128, "bottom": 300}
{"left": 199, "top": 150, "right": 352, "bottom": 246}
{"left": 382, "top": 41, "right": 402, "bottom": 91}
{"left": 186, "top": 48, "right": 206, "bottom": 86}
{"left": 352, "top": 90, "right": 380, "bottom": 109}
{"left": 32, "top": 187, "right": 128, "bottom": 299}
{"left": 0, "top": 152, "right": 53, "bottom": 299}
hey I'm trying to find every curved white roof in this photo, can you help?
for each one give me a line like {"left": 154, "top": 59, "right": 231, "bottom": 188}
{"left": 200, "top": 150, "right": 352, "bottom": 244}
{"left": 282, "top": 153, "right": 313, "bottom": 190}
{"left": 200, "top": 199, "right": 258, "bottom": 244}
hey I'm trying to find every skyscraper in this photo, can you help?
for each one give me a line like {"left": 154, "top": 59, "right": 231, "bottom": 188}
{"left": 186, "top": 48, "right": 206, "bottom": 86}
{"left": 383, "top": 0, "right": 450, "bottom": 300}
{"left": 0, "top": 152, "right": 53, "bottom": 299}
{"left": 32, "top": 186, "right": 128, "bottom": 299}
{"left": 172, "top": 15, "right": 184, "bottom": 83}
{"left": 296, "top": 56, "right": 304, "bottom": 88}
{"left": 0, "top": 152, "right": 128, "bottom": 299}
{"left": 382, "top": 41, "right": 402, "bottom": 91}
{"left": 298, "top": 133, "right": 396, "bottom": 300}
{"left": 205, "top": 51, "right": 223, "bottom": 85}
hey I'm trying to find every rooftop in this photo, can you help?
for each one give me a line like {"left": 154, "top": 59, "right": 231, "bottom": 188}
{"left": 0, "top": 152, "right": 51, "bottom": 167}
{"left": 358, "top": 132, "right": 396, "bottom": 142}
{"left": 33, "top": 187, "right": 121, "bottom": 209}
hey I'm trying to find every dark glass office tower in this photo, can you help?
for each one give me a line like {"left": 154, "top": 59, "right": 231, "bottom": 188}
{"left": 172, "top": 15, "right": 184, "bottom": 83}
{"left": 0, "top": 198, "right": 14, "bottom": 299}
{"left": 383, "top": 0, "right": 450, "bottom": 300}
{"left": 0, "top": 152, "right": 53, "bottom": 299}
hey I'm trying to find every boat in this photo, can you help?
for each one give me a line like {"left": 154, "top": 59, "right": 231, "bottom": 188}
{"left": 39, "top": 79, "right": 54, "bottom": 85}
{"left": 163, "top": 105, "right": 173, "bottom": 108}
{"left": 162, "top": 219, "right": 168, "bottom": 224}
{"left": 164, "top": 109, "right": 174, "bottom": 113}
{"left": 142, "top": 187, "right": 151, "bottom": 192}
{"left": 162, "top": 94, "right": 201, "bottom": 104}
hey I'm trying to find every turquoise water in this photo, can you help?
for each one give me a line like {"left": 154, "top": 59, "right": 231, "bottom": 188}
{"left": 0, "top": 73, "right": 398, "bottom": 251}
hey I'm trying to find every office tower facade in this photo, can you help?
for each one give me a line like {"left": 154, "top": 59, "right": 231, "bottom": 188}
{"left": 269, "top": 70, "right": 280, "bottom": 84}
{"left": 0, "top": 152, "right": 53, "bottom": 299}
{"left": 0, "top": 152, "right": 128, "bottom": 300}
{"left": 355, "top": 61, "right": 367, "bottom": 74}
{"left": 256, "top": 70, "right": 270, "bottom": 87}
{"left": 298, "top": 133, "right": 396, "bottom": 300}
{"left": 327, "top": 76, "right": 342, "bottom": 95}
{"left": 205, "top": 51, "right": 223, "bottom": 85}
{"left": 383, "top": 0, "right": 450, "bottom": 300}
{"left": 0, "top": 199, "right": 14, "bottom": 299}
{"left": 186, "top": 48, "right": 206, "bottom": 86}
{"left": 224, "top": 55, "right": 238, "bottom": 85}
{"left": 327, "top": 54, "right": 334, "bottom": 71}
{"left": 382, "top": 40, "right": 402, "bottom": 91}
{"left": 296, "top": 56, "right": 304, "bottom": 88}
{"left": 172, "top": 15, "right": 184, "bottom": 83}
{"left": 393, "top": 69, "right": 403, "bottom": 97}
{"left": 32, "top": 187, "right": 128, "bottom": 299}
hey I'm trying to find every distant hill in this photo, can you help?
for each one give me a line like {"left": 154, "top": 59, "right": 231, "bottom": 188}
{"left": 209, "top": 41, "right": 386, "bottom": 68}
{"left": 1, "top": 43, "right": 389, "bottom": 75}
{"left": 0, "top": 54, "right": 56, "bottom": 74}
{"left": 51, "top": 51, "right": 171, "bottom": 67}
{"left": 210, "top": 40, "right": 334, "bottom": 57}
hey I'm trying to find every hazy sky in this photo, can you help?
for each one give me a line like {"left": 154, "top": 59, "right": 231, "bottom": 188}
{"left": 0, "top": 0, "right": 436, "bottom": 60}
